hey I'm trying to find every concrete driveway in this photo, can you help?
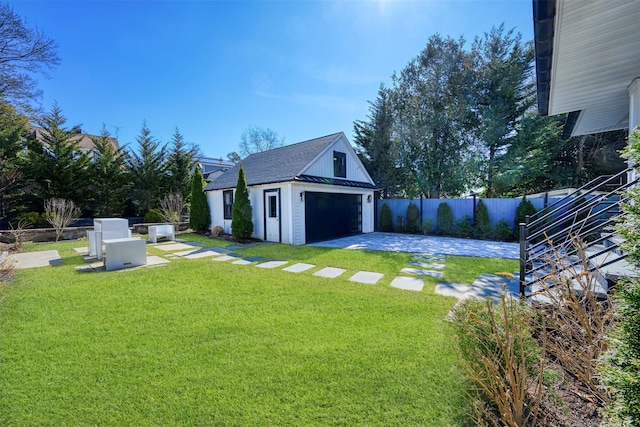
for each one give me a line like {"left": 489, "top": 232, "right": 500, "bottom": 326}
{"left": 309, "top": 232, "right": 519, "bottom": 259}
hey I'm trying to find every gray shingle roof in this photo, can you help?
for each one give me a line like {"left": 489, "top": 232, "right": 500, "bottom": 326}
{"left": 205, "top": 132, "right": 343, "bottom": 191}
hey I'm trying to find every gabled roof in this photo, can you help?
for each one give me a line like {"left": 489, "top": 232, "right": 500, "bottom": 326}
{"left": 205, "top": 132, "right": 344, "bottom": 191}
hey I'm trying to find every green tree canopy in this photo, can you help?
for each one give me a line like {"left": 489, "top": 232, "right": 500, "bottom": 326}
{"left": 0, "top": 101, "right": 27, "bottom": 219}
{"left": 88, "top": 126, "right": 129, "bottom": 217}
{"left": 127, "top": 121, "right": 167, "bottom": 215}
{"left": 166, "top": 128, "right": 198, "bottom": 201}
{"left": 21, "top": 103, "right": 90, "bottom": 212}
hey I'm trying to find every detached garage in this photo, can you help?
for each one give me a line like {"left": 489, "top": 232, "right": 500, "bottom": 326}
{"left": 205, "top": 132, "right": 376, "bottom": 245}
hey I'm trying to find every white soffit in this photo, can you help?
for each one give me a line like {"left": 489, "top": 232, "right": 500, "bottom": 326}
{"left": 549, "top": 0, "right": 640, "bottom": 136}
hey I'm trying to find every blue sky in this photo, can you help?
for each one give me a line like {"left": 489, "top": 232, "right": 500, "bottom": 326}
{"left": 12, "top": 0, "right": 534, "bottom": 158}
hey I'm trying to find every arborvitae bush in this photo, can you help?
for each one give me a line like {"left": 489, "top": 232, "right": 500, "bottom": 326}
{"left": 189, "top": 170, "right": 210, "bottom": 231}
{"left": 405, "top": 202, "right": 421, "bottom": 233}
{"left": 474, "top": 199, "right": 491, "bottom": 239}
{"left": 514, "top": 196, "right": 536, "bottom": 227}
{"left": 231, "top": 164, "right": 253, "bottom": 239}
{"left": 493, "top": 219, "right": 514, "bottom": 241}
{"left": 380, "top": 203, "right": 392, "bottom": 232}
{"left": 454, "top": 215, "right": 473, "bottom": 238}
{"left": 436, "top": 202, "right": 453, "bottom": 235}
{"left": 144, "top": 208, "right": 164, "bottom": 223}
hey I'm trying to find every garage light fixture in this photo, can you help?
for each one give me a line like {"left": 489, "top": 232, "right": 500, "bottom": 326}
{"left": 300, "top": 191, "right": 305, "bottom": 202}
{"left": 367, "top": 195, "right": 372, "bottom": 203}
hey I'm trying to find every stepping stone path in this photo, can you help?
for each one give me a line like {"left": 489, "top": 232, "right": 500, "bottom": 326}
{"left": 69, "top": 242, "right": 461, "bottom": 295}
{"left": 283, "top": 263, "right": 315, "bottom": 273}
{"left": 313, "top": 267, "right": 346, "bottom": 279}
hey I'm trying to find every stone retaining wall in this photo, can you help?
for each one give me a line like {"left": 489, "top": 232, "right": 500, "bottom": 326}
{"left": 0, "top": 222, "right": 190, "bottom": 244}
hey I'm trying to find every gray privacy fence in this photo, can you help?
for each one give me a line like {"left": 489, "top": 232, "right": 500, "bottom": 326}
{"left": 376, "top": 196, "right": 565, "bottom": 230}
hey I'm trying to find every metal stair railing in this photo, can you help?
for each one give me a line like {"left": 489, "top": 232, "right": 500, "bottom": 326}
{"left": 519, "top": 167, "right": 637, "bottom": 298}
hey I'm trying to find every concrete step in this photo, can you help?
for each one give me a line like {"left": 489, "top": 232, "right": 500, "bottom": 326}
{"left": 585, "top": 245, "right": 638, "bottom": 281}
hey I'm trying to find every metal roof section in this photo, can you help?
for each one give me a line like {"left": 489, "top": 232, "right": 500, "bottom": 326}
{"left": 533, "top": 0, "right": 640, "bottom": 136}
{"left": 296, "top": 175, "right": 376, "bottom": 189}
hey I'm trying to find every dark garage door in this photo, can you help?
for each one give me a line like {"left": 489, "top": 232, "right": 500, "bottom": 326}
{"left": 305, "top": 192, "right": 362, "bottom": 243}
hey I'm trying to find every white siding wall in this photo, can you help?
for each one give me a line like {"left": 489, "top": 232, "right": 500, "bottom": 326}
{"left": 302, "top": 136, "right": 372, "bottom": 183}
{"left": 206, "top": 190, "right": 232, "bottom": 234}
{"left": 208, "top": 181, "right": 374, "bottom": 245}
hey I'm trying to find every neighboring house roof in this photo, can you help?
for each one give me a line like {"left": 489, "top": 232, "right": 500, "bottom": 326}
{"left": 205, "top": 132, "right": 375, "bottom": 191}
{"left": 27, "top": 125, "right": 120, "bottom": 152}
{"left": 198, "top": 157, "right": 234, "bottom": 174}
{"left": 533, "top": 0, "right": 640, "bottom": 137}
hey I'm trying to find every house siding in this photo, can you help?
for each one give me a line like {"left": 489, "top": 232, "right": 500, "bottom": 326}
{"left": 301, "top": 136, "right": 371, "bottom": 183}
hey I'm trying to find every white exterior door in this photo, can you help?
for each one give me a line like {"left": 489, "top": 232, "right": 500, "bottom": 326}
{"left": 265, "top": 190, "right": 280, "bottom": 242}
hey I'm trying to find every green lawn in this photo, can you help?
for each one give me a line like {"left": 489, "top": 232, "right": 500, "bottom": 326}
{"left": 0, "top": 234, "right": 515, "bottom": 426}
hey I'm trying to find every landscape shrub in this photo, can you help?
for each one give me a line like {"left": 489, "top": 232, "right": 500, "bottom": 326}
{"left": 529, "top": 237, "right": 614, "bottom": 407}
{"left": 600, "top": 127, "right": 640, "bottom": 425}
{"left": 144, "top": 208, "right": 164, "bottom": 223}
{"left": 436, "top": 202, "right": 453, "bottom": 235}
{"left": 422, "top": 219, "right": 434, "bottom": 235}
{"left": 380, "top": 203, "right": 392, "bottom": 232}
{"left": 405, "top": 202, "right": 420, "bottom": 233}
{"left": 15, "top": 212, "right": 45, "bottom": 228}
{"left": 231, "top": 164, "right": 253, "bottom": 239}
{"left": 454, "top": 215, "right": 473, "bottom": 238}
{"left": 514, "top": 196, "right": 536, "bottom": 227}
{"left": 0, "top": 251, "right": 16, "bottom": 286}
{"left": 453, "top": 295, "right": 544, "bottom": 426}
{"left": 493, "top": 219, "right": 514, "bottom": 241}
{"left": 189, "top": 170, "right": 210, "bottom": 231}
{"left": 474, "top": 199, "right": 491, "bottom": 239}
{"left": 599, "top": 279, "right": 640, "bottom": 426}
{"left": 211, "top": 225, "right": 224, "bottom": 237}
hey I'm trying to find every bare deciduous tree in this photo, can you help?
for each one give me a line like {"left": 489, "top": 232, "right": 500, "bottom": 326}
{"left": 159, "top": 192, "right": 184, "bottom": 232}
{"left": 0, "top": 3, "right": 60, "bottom": 110}
{"left": 43, "top": 198, "right": 80, "bottom": 242}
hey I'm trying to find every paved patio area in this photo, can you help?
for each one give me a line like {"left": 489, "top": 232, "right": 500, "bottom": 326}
{"left": 309, "top": 232, "right": 519, "bottom": 259}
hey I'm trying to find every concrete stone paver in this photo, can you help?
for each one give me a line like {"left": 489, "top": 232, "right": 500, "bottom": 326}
{"left": 313, "top": 267, "right": 346, "bottom": 279}
{"left": 154, "top": 243, "right": 199, "bottom": 252}
{"left": 309, "top": 232, "right": 518, "bottom": 259}
{"left": 349, "top": 271, "right": 384, "bottom": 284}
{"left": 256, "top": 261, "right": 288, "bottom": 269}
{"left": 408, "top": 260, "right": 445, "bottom": 270}
{"left": 212, "top": 255, "right": 237, "bottom": 262}
{"left": 182, "top": 250, "right": 224, "bottom": 259}
{"left": 232, "top": 259, "right": 253, "bottom": 265}
{"left": 10, "top": 250, "right": 62, "bottom": 269}
{"left": 401, "top": 267, "right": 443, "bottom": 278}
{"left": 283, "top": 263, "right": 315, "bottom": 273}
{"left": 435, "top": 274, "right": 516, "bottom": 300}
{"left": 390, "top": 276, "right": 424, "bottom": 292}
{"left": 74, "top": 247, "right": 88, "bottom": 254}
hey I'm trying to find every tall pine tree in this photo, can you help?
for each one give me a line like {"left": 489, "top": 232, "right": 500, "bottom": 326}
{"left": 88, "top": 126, "right": 129, "bottom": 217}
{"left": 21, "top": 103, "right": 90, "bottom": 212}
{"left": 127, "top": 121, "right": 166, "bottom": 215}
{"left": 0, "top": 101, "right": 27, "bottom": 220}
{"left": 166, "top": 128, "right": 198, "bottom": 201}
{"left": 231, "top": 163, "right": 253, "bottom": 239}
{"left": 472, "top": 24, "right": 535, "bottom": 197}
{"left": 189, "top": 169, "right": 210, "bottom": 231}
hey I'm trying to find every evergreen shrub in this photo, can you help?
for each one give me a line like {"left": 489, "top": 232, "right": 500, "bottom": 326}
{"left": 405, "top": 202, "right": 421, "bottom": 233}
{"left": 231, "top": 164, "right": 253, "bottom": 239}
{"left": 474, "top": 199, "right": 491, "bottom": 239}
{"left": 493, "top": 220, "right": 514, "bottom": 241}
{"left": 514, "top": 196, "right": 536, "bottom": 227}
{"left": 189, "top": 170, "right": 210, "bottom": 231}
{"left": 380, "top": 203, "right": 392, "bottom": 232}
{"left": 144, "top": 208, "right": 164, "bottom": 223}
{"left": 454, "top": 215, "right": 473, "bottom": 238}
{"left": 436, "top": 202, "right": 453, "bottom": 235}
